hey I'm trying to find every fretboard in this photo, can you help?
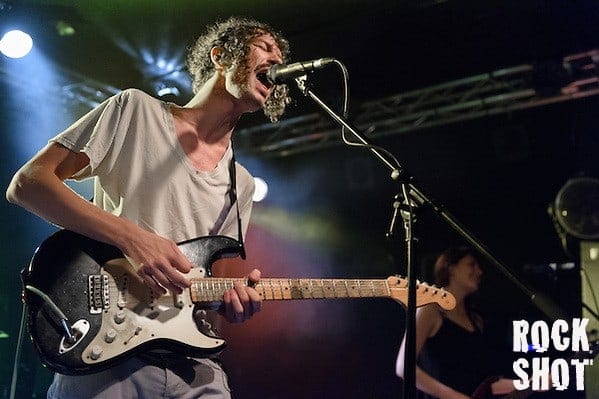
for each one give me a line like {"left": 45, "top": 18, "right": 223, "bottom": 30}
{"left": 190, "top": 278, "right": 392, "bottom": 303}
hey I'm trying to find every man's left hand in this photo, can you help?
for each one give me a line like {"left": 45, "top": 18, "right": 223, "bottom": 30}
{"left": 221, "top": 268, "right": 262, "bottom": 323}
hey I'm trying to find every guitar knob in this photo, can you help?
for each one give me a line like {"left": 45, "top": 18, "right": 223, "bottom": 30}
{"left": 104, "top": 329, "right": 117, "bottom": 343}
{"left": 201, "top": 319, "right": 212, "bottom": 329}
{"left": 114, "top": 310, "right": 126, "bottom": 324}
{"left": 89, "top": 345, "right": 103, "bottom": 360}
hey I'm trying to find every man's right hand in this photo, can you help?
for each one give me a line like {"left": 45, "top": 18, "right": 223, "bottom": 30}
{"left": 121, "top": 228, "right": 194, "bottom": 296}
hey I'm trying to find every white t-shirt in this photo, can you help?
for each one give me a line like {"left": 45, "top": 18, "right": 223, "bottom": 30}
{"left": 51, "top": 88, "right": 254, "bottom": 243}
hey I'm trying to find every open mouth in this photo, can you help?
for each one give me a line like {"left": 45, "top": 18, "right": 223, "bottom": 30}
{"left": 256, "top": 71, "right": 273, "bottom": 89}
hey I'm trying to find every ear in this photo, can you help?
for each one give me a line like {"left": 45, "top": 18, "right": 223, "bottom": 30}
{"left": 210, "top": 47, "right": 226, "bottom": 69}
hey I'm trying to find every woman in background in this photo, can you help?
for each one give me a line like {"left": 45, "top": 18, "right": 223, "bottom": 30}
{"left": 395, "top": 246, "right": 516, "bottom": 399}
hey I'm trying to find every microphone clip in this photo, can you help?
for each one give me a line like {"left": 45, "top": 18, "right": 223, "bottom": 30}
{"left": 294, "top": 75, "right": 309, "bottom": 95}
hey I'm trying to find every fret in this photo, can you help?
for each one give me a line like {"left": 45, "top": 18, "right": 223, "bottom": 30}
{"left": 368, "top": 280, "right": 377, "bottom": 297}
{"left": 300, "top": 279, "right": 312, "bottom": 299}
{"left": 383, "top": 280, "right": 391, "bottom": 297}
{"left": 312, "top": 279, "right": 325, "bottom": 299}
{"left": 289, "top": 278, "right": 302, "bottom": 299}
{"left": 350, "top": 279, "right": 361, "bottom": 298}
{"left": 371, "top": 280, "right": 380, "bottom": 297}
{"left": 190, "top": 280, "right": 197, "bottom": 302}
{"left": 263, "top": 279, "right": 272, "bottom": 300}
{"left": 198, "top": 279, "right": 206, "bottom": 301}
{"left": 343, "top": 280, "right": 350, "bottom": 297}
{"left": 193, "top": 279, "right": 199, "bottom": 302}
{"left": 278, "top": 279, "right": 289, "bottom": 300}
{"left": 257, "top": 279, "right": 275, "bottom": 300}
{"left": 204, "top": 279, "right": 211, "bottom": 301}
{"left": 383, "top": 280, "right": 390, "bottom": 296}
{"left": 357, "top": 280, "right": 365, "bottom": 297}
{"left": 202, "top": 278, "right": 210, "bottom": 301}
{"left": 273, "top": 279, "right": 284, "bottom": 300}
{"left": 349, "top": 279, "right": 362, "bottom": 298}
{"left": 256, "top": 279, "right": 266, "bottom": 300}
{"left": 322, "top": 279, "right": 335, "bottom": 298}
{"left": 210, "top": 279, "right": 217, "bottom": 301}
{"left": 330, "top": 279, "right": 343, "bottom": 298}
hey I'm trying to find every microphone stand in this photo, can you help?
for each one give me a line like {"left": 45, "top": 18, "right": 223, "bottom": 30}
{"left": 292, "top": 75, "right": 568, "bottom": 399}
{"left": 294, "top": 75, "right": 418, "bottom": 398}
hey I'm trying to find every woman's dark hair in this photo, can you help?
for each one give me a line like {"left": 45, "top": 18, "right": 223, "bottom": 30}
{"left": 433, "top": 246, "right": 479, "bottom": 287}
{"left": 186, "top": 16, "right": 291, "bottom": 122}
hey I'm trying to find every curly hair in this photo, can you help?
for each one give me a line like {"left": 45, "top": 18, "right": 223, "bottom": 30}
{"left": 186, "top": 16, "right": 291, "bottom": 122}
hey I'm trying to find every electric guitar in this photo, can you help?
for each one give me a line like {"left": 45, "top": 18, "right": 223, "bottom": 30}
{"left": 21, "top": 229, "right": 456, "bottom": 375}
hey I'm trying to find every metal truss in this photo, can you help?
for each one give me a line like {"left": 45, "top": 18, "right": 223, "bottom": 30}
{"left": 60, "top": 69, "right": 121, "bottom": 111}
{"left": 236, "top": 49, "right": 599, "bottom": 157}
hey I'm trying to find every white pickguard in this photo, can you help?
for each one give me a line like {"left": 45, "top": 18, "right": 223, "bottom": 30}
{"left": 82, "top": 258, "right": 225, "bottom": 365}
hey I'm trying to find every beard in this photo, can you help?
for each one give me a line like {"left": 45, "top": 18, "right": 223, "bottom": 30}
{"left": 231, "top": 61, "right": 290, "bottom": 122}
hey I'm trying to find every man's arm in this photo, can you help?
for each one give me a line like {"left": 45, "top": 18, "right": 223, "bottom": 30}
{"left": 7, "top": 142, "right": 194, "bottom": 294}
{"left": 8, "top": 142, "right": 262, "bottom": 319}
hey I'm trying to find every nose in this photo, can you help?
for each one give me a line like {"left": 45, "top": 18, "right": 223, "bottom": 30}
{"left": 268, "top": 50, "right": 283, "bottom": 66}
{"left": 269, "top": 56, "right": 283, "bottom": 66}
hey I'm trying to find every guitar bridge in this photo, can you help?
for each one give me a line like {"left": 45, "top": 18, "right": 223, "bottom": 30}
{"left": 88, "top": 274, "right": 110, "bottom": 314}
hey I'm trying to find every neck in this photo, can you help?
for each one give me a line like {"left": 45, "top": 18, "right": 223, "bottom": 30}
{"left": 179, "top": 74, "right": 244, "bottom": 143}
{"left": 445, "top": 284, "right": 471, "bottom": 310}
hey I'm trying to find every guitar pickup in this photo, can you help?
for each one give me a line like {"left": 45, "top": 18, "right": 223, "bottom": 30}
{"left": 88, "top": 274, "right": 110, "bottom": 314}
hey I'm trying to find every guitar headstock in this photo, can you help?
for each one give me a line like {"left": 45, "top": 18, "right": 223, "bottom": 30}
{"left": 387, "top": 275, "right": 456, "bottom": 310}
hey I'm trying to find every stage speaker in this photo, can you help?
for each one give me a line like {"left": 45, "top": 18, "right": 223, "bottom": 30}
{"left": 580, "top": 241, "right": 599, "bottom": 398}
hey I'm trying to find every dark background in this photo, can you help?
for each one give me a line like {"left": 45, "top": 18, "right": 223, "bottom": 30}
{"left": 1, "top": 1, "right": 598, "bottom": 397}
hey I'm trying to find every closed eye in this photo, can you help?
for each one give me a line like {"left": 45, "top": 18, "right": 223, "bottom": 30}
{"left": 252, "top": 42, "right": 268, "bottom": 51}
{"left": 252, "top": 40, "right": 282, "bottom": 60}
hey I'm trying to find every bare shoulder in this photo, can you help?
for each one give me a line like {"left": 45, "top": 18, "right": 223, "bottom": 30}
{"left": 416, "top": 303, "right": 443, "bottom": 319}
{"left": 416, "top": 304, "right": 444, "bottom": 337}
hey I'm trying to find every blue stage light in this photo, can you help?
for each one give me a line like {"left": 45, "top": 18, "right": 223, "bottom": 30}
{"left": 0, "top": 29, "right": 33, "bottom": 58}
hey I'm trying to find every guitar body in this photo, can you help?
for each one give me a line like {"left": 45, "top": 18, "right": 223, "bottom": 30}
{"left": 21, "top": 229, "right": 242, "bottom": 375}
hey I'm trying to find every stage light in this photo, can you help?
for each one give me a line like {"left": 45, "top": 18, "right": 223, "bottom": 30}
{"left": 253, "top": 177, "right": 268, "bottom": 202}
{"left": 55, "top": 20, "right": 75, "bottom": 36}
{"left": 155, "top": 83, "right": 180, "bottom": 97}
{"left": 0, "top": 29, "right": 33, "bottom": 58}
{"left": 120, "top": 41, "right": 190, "bottom": 99}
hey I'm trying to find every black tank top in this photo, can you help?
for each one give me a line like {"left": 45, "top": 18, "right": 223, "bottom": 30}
{"left": 417, "top": 312, "right": 493, "bottom": 398}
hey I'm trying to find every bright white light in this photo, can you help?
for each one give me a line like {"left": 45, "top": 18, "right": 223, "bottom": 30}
{"left": 253, "top": 177, "right": 268, "bottom": 202}
{"left": 0, "top": 30, "right": 33, "bottom": 58}
{"left": 156, "top": 85, "right": 180, "bottom": 97}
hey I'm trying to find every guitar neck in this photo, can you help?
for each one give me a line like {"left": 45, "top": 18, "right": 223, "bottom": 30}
{"left": 190, "top": 278, "right": 393, "bottom": 302}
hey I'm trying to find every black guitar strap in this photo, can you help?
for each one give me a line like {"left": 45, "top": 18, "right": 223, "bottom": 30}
{"left": 229, "top": 154, "right": 246, "bottom": 260}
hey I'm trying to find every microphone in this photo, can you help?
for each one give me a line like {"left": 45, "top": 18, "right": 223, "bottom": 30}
{"left": 266, "top": 57, "right": 335, "bottom": 84}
